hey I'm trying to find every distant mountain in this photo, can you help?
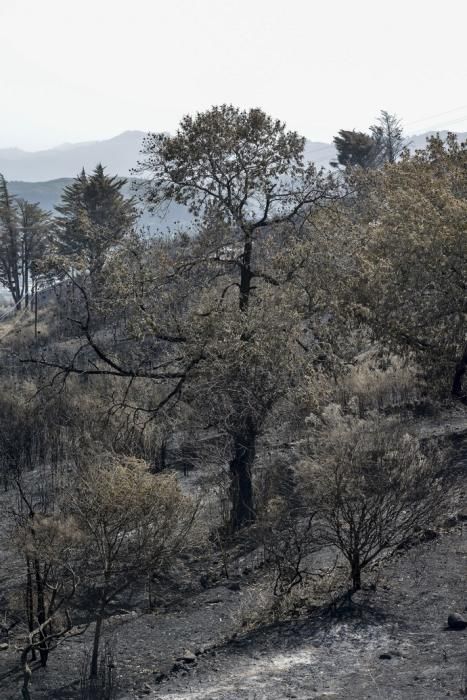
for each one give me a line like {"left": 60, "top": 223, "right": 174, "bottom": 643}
{"left": 2, "top": 128, "right": 466, "bottom": 231}
{"left": 8, "top": 178, "right": 71, "bottom": 213}
{"left": 1, "top": 129, "right": 465, "bottom": 183}
{"left": 0, "top": 131, "right": 146, "bottom": 182}
{"left": 0, "top": 131, "right": 338, "bottom": 231}
{"left": 0, "top": 131, "right": 340, "bottom": 181}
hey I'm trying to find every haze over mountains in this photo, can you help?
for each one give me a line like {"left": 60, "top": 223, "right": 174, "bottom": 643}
{"left": 1, "top": 129, "right": 465, "bottom": 224}
{"left": 0, "top": 131, "right": 146, "bottom": 182}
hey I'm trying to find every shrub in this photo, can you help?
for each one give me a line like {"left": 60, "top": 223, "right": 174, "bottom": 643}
{"left": 303, "top": 418, "right": 448, "bottom": 591}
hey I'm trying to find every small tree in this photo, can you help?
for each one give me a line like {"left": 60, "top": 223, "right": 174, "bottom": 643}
{"left": 17, "top": 199, "right": 50, "bottom": 309}
{"left": 14, "top": 483, "right": 81, "bottom": 700}
{"left": 261, "top": 497, "right": 319, "bottom": 598}
{"left": 0, "top": 176, "right": 50, "bottom": 310}
{"left": 70, "top": 456, "right": 194, "bottom": 678}
{"left": 370, "top": 110, "right": 407, "bottom": 164}
{"left": 15, "top": 493, "right": 80, "bottom": 667}
{"left": 308, "top": 419, "right": 447, "bottom": 591}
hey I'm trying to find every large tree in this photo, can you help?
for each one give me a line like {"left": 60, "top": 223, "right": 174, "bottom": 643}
{"left": 135, "top": 105, "right": 338, "bottom": 527}
{"left": 138, "top": 105, "right": 336, "bottom": 309}
{"left": 353, "top": 133, "right": 467, "bottom": 400}
{"left": 29, "top": 107, "right": 342, "bottom": 531}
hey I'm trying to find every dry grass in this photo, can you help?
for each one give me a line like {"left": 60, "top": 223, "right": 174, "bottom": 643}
{"left": 338, "top": 356, "right": 424, "bottom": 416}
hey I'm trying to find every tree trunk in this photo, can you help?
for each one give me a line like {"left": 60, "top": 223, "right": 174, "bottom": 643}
{"left": 34, "top": 280, "right": 38, "bottom": 341}
{"left": 229, "top": 421, "right": 256, "bottom": 531}
{"left": 33, "top": 558, "right": 48, "bottom": 667}
{"left": 90, "top": 575, "right": 110, "bottom": 679}
{"left": 228, "top": 229, "right": 256, "bottom": 530}
{"left": 239, "top": 232, "right": 253, "bottom": 312}
{"left": 24, "top": 260, "right": 29, "bottom": 310}
{"left": 452, "top": 344, "right": 467, "bottom": 404}
{"left": 154, "top": 439, "right": 167, "bottom": 473}
{"left": 351, "top": 553, "right": 361, "bottom": 592}
{"left": 21, "top": 656, "right": 32, "bottom": 700}
{"left": 25, "top": 557, "right": 37, "bottom": 663}
{"left": 90, "top": 609, "right": 104, "bottom": 678}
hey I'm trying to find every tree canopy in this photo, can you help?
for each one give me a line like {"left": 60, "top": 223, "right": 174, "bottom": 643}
{"left": 0, "top": 175, "right": 50, "bottom": 308}
{"left": 54, "top": 164, "right": 136, "bottom": 272}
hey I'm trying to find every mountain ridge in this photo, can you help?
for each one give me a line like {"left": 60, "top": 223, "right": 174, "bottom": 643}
{"left": 3, "top": 129, "right": 466, "bottom": 232}
{"left": 2, "top": 129, "right": 465, "bottom": 183}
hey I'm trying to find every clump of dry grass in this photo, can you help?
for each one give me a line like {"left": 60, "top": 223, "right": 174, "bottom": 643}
{"left": 338, "top": 356, "right": 424, "bottom": 416}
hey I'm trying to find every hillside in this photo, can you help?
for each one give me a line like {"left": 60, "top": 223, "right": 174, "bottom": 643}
{"left": 0, "top": 116, "right": 465, "bottom": 700}
{"left": 0, "top": 408, "right": 465, "bottom": 700}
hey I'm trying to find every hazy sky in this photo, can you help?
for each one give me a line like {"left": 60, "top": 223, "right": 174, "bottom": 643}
{"left": 1, "top": 0, "right": 466, "bottom": 150}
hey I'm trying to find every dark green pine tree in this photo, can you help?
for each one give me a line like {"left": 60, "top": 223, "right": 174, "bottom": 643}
{"left": 0, "top": 175, "right": 23, "bottom": 306}
{"left": 332, "top": 129, "right": 381, "bottom": 169}
{"left": 54, "top": 164, "right": 137, "bottom": 272}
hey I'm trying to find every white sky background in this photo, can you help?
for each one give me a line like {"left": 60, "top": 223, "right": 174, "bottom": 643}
{"left": 1, "top": 0, "right": 466, "bottom": 150}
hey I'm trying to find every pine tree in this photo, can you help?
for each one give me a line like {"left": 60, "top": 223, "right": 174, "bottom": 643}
{"left": 332, "top": 129, "right": 380, "bottom": 169}
{"left": 370, "top": 111, "right": 407, "bottom": 164}
{"left": 54, "top": 164, "right": 137, "bottom": 272}
{"left": 0, "top": 175, "right": 22, "bottom": 306}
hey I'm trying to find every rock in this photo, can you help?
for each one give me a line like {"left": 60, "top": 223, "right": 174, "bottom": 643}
{"left": 421, "top": 528, "right": 438, "bottom": 542}
{"left": 141, "top": 683, "right": 152, "bottom": 695}
{"left": 171, "top": 662, "right": 184, "bottom": 673}
{"left": 0, "top": 642, "right": 8, "bottom": 651}
{"left": 227, "top": 581, "right": 241, "bottom": 592}
{"left": 379, "top": 653, "right": 392, "bottom": 660}
{"left": 177, "top": 650, "right": 196, "bottom": 664}
{"left": 153, "top": 671, "right": 167, "bottom": 684}
{"left": 362, "top": 582, "right": 377, "bottom": 592}
{"left": 444, "top": 515, "right": 459, "bottom": 528}
{"left": 200, "top": 574, "right": 209, "bottom": 588}
{"left": 457, "top": 512, "right": 467, "bottom": 522}
{"left": 447, "top": 613, "right": 467, "bottom": 630}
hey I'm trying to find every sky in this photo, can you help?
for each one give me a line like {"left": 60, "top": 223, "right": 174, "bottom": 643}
{"left": 1, "top": 0, "right": 466, "bottom": 151}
